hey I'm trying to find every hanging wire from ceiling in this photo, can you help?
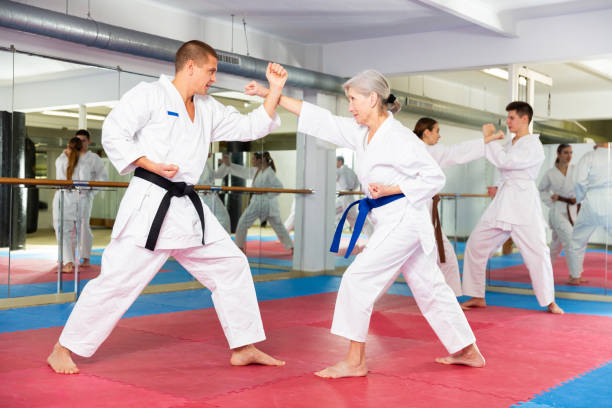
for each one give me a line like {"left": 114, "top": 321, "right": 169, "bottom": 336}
{"left": 242, "top": 16, "right": 250, "bottom": 57}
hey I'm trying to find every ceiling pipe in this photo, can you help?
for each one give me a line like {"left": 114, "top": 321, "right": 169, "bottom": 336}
{"left": 0, "top": 1, "right": 600, "bottom": 143}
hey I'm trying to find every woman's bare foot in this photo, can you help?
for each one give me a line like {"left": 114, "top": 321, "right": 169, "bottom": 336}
{"left": 435, "top": 343, "right": 485, "bottom": 368}
{"left": 80, "top": 258, "right": 90, "bottom": 267}
{"left": 47, "top": 342, "right": 79, "bottom": 374}
{"left": 61, "top": 262, "right": 74, "bottom": 273}
{"left": 460, "top": 297, "right": 486, "bottom": 310}
{"left": 315, "top": 360, "right": 368, "bottom": 379}
{"left": 230, "top": 344, "right": 285, "bottom": 366}
{"left": 547, "top": 302, "right": 564, "bottom": 314}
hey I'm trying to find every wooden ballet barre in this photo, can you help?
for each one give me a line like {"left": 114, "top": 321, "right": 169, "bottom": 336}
{"left": 0, "top": 177, "right": 313, "bottom": 194}
{"left": 338, "top": 190, "right": 490, "bottom": 198}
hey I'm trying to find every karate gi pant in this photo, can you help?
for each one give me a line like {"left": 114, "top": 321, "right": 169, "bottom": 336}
{"left": 234, "top": 199, "right": 293, "bottom": 251}
{"left": 54, "top": 219, "right": 78, "bottom": 264}
{"left": 566, "top": 200, "right": 612, "bottom": 278}
{"left": 548, "top": 209, "right": 573, "bottom": 263}
{"left": 79, "top": 196, "right": 94, "bottom": 260}
{"left": 331, "top": 220, "right": 475, "bottom": 354}
{"left": 201, "top": 193, "right": 231, "bottom": 233}
{"left": 437, "top": 233, "right": 462, "bottom": 297}
{"left": 59, "top": 235, "right": 266, "bottom": 357}
{"left": 462, "top": 219, "right": 555, "bottom": 307}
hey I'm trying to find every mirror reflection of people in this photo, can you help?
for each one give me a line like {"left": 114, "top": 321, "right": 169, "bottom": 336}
{"left": 461, "top": 102, "right": 563, "bottom": 314}
{"left": 415, "top": 117, "right": 503, "bottom": 296}
{"left": 336, "top": 156, "right": 372, "bottom": 237}
{"left": 227, "top": 152, "right": 294, "bottom": 253}
{"left": 198, "top": 153, "right": 231, "bottom": 232}
{"left": 52, "top": 137, "right": 91, "bottom": 273}
{"left": 537, "top": 144, "right": 578, "bottom": 269}
{"left": 566, "top": 142, "right": 611, "bottom": 285}
{"left": 47, "top": 40, "right": 286, "bottom": 374}
{"left": 71, "top": 129, "right": 109, "bottom": 267}
{"left": 245, "top": 70, "right": 484, "bottom": 378}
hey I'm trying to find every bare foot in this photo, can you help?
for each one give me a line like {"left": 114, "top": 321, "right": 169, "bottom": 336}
{"left": 435, "top": 343, "right": 485, "bottom": 368}
{"left": 547, "top": 302, "right": 564, "bottom": 314}
{"left": 460, "top": 297, "right": 486, "bottom": 310}
{"left": 61, "top": 262, "right": 74, "bottom": 273}
{"left": 47, "top": 342, "right": 79, "bottom": 374}
{"left": 230, "top": 344, "right": 285, "bottom": 366}
{"left": 567, "top": 277, "right": 588, "bottom": 285}
{"left": 314, "top": 360, "right": 368, "bottom": 379}
{"left": 80, "top": 258, "right": 90, "bottom": 267}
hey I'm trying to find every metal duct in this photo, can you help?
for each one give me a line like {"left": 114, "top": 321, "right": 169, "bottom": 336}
{"left": 0, "top": 1, "right": 345, "bottom": 93}
{"left": 0, "top": 1, "right": 598, "bottom": 143}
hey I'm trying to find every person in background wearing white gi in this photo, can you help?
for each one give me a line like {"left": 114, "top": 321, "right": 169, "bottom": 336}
{"left": 47, "top": 40, "right": 287, "bottom": 374}
{"left": 245, "top": 70, "right": 485, "bottom": 378}
{"left": 566, "top": 142, "right": 611, "bottom": 284}
{"left": 461, "top": 102, "right": 563, "bottom": 314}
{"left": 197, "top": 153, "right": 231, "bottom": 232}
{"left": 53, "top": 137, "right": 91, "bottom": 273}
{"left": 414, "top": 117, "right": 503, "bottom": 296}
{"left": 227, "top": 151, "right": 294, "bottom": 253}
{"left": 537, "top": 144, "right": 579, "bottom": 281}
{"left": 72, "top": 129, "right": 109, "bottom": 267}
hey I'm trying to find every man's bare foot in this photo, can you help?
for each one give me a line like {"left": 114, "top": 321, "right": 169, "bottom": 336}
{"left": 230, "top": 344, "right": 285, "bottom": 366}
{"left": 47, "top": 342, "right": 79, "bottom": 374}
{"left": 567, "top": 277, "right": 588, "bottom": 285}
{"left": 435, "top": 343, "right": 485, "bottom": 367}
{"left": 80, "top": 258, "right": 90, "bottom": 267}
{"left": 460, "top": 297, "right": 486, "bottom": 310}
{"left": 547, "top": 302, "right": 564, "bottom": 314}
{"left": 61, "top": 262, "right": 74, "bottom": 273}
{"left": 314, "top": 360, "right": 368, "bottom": 379}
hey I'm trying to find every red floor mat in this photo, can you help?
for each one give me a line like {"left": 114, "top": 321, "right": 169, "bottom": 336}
{"left": 1, "top": 294, "right": 611, "bottom": 407}
{"left": 490, "top": 252, "right": 611, "bottom": 288}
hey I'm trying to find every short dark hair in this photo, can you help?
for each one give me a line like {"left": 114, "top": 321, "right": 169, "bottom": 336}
{"left": 505, "top": 101, "right": 533, "bottom": 123}
{"left": 336, "top": 156, "right": 344, "bottom": 164}
{"left": 75, "top": 129, "right": 90, "bottom": 140}
{"left": 175, "top": 40, "right": 218, "bottom": 73}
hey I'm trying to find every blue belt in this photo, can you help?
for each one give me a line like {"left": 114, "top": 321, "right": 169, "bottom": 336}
{"left": 330, "top": 193, "right": 404, "bottom": 258}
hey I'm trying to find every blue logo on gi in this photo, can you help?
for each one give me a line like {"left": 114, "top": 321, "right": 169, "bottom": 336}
{"left": 167, "top": 111, "right": 179, "bottom": 117}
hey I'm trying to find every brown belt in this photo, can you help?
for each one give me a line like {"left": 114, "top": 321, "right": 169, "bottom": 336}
{"left": 557, "top": 195, "right": 580, "bottom": 226}
{"left": 432, "top": 194, "right": 446, "bottom": 263}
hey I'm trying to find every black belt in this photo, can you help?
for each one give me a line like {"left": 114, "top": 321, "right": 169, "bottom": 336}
{"left": 134, "top": 167, "right": 205, "bottom": 251}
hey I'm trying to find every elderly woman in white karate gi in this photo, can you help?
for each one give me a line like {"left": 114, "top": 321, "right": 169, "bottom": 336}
{"left": 198, "top": 153, "right": 231, "bottom": 232}
{"left": 227, "top": 151, "right": 294, "bottom": 252}
{"left": 53, "top": 137, "right": 92, "bottom": 273}
{"left": 566, "top": 143, "right": 611, "bottom": 284}
{"left": 246, "top": 70, "right": 485, "bottom": 378}
{"left": 461, "top": 102, "right": 563, "bottom": 314}
{"left": 414, "top": 117, "right": 503, "bottom": 296}
{"left": 537, "top": 144, "right": 579, "bottom": 273}
{"left": 47, "top": 40, "right": 286, "bottom": 374}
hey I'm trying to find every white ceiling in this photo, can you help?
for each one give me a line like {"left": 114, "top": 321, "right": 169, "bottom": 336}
{"left": 143, "top": 0, "right": 612, "bottom": 44}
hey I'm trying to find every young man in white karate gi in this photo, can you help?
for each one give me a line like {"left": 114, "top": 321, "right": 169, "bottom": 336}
{"left": 566, "top": 143, "right": 611, "bottom": 283}
{"left": 461, "top": 102, "right": 563, "bottom": 314}
{"left": 47, "top": 40, "right": 287, "bottom": 374}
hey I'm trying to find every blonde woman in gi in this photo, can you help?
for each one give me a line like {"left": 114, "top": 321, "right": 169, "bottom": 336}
{"left": 47, "top": 40, "right": 287, "bottom": 374}
{"left": 245, "top": 70, "right": 485, "bottom": 378}
{"left": 227, "top": 151, "right": 294, "bottom": 253}
{"left": 566, "top": 142, "right": 611, "bottom": 284}
{"left": 53, "top": 137, "right": 92, "bottom": 273}
{"left": 461, "top": 102, "right": 563, "bottom": 314}
{"left": 537, "top": 144, "right": 579, "bottom": 281}
{"left": 414, "top": 117, "right": 503, "bottom": 296}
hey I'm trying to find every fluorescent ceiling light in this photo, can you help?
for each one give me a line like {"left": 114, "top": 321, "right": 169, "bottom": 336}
{"left": 577, "top": 59, "right": 612, "bottom": 80}
{"left": 42, "top": 110, "right": 106, "bottom": 121}
{"left": 482, "top": 68, "right": 527, "bottom": 85}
